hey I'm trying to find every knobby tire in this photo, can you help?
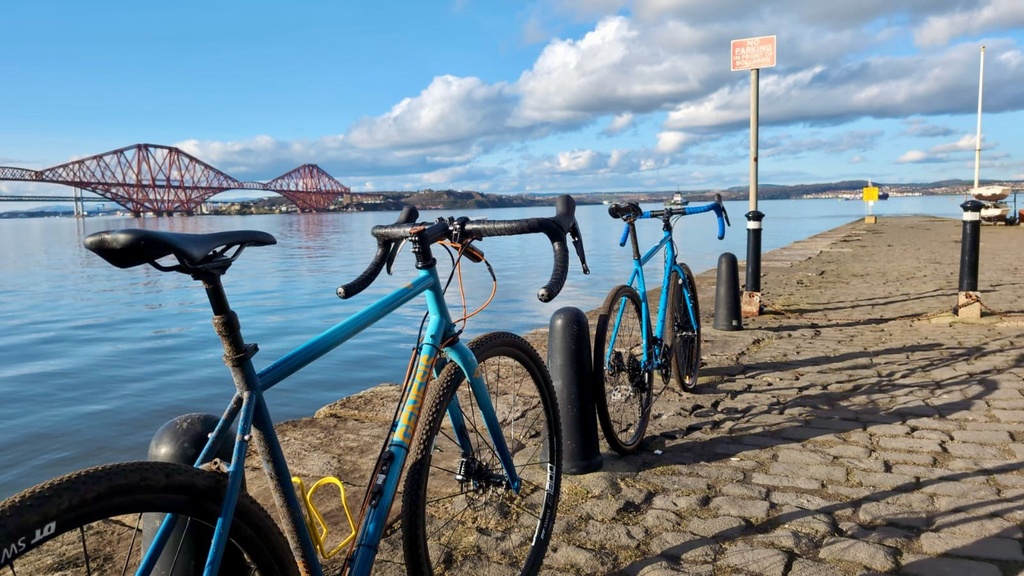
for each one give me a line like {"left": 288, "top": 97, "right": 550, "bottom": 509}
{"left": 0, "top": 461, "right": 298, "bottom": 575}
{"left": 401, "top": 331, "right": 561, "bottom": 575}
{"left": 667, "top": 264, "right": 701, "bottom": 391}
{"left": 593, "top": 285, "right": 653, "bottom": 455}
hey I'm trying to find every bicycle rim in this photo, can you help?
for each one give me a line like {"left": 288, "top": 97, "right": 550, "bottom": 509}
{"left": 0, "top": 461, "right": 298, "bottom": 576}
{"left": 668, "top": 265, "right": 702, "bottom": 391}
{"left": 401, "top": 332, "right": 561, "bottom": 575}
{"left": 593, "top": 285, "right": 653, "bottom": 455}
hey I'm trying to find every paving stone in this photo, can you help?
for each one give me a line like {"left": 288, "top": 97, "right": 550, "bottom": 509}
{"left": 646, "top": 532, "right": 721, "bottom": 564}
{"left": 818, "top": 537, "right": 898, "bottom": 572}
{"left": 920, "top": 481, "right": 999, "bottom": 499}
{"left": 650, "top": 493, "right": 707, "bottom": 513}
{"left": 768, "top": 491, "right": 841, "bottom": 512}
{"left": 768, "top": 462, "right": 847, "bottom": 483}
{"left": 991, "top": 409, "right": 1024, "bottom": 423}
{"left": 720, "top": 483, "right": 768, "bottom": 500}
{"left": 789, "top": 558, "right": 846, "bottom": 576}
{"left": 852, "top": 470, "right": 917, "bottom": 490}
{"left": 944, "top": 442, "right": 1008, "bottom": 460}
{"left": 952, "top": 431, "right": 1013, "bottom": 444}
{"left": 719, "top": 546, "right": 789, "bottom": 576}
{"left": 901, "top": 556, "right": 1002, "bottom": 576}
{"left": 911, "top": 429, "right": 951, "bottom": 441}
{"left": 867, "top": 424, "right": 911, "bottom": 436}
{"left": 875, "top": 436, "right": 943, "bottom": 452}
{"left": 906, "top": 417, "right": 960, "bottom": 431}
{"left": 685, "top": 516, "right": 747, "bottom": 539}
{"left": 919, "top": 532, "right": 1024, "bottom": 561}
{"left": 751, "top": 473, "right": 822, "bottom": 490}
{"left": 930, "top": 512, "right": 1024, "bottom": 538}
{"left": 877, "top": 450, "right": 936, "bottom": 465}
{"left": 858, "top": 501, "right": 929, "bottom": 528}
{"left": 776, "top": 505, "right": 837, "bottom": 537}
{"left": 749, "top": 529, "right": 817, "bottom": 554}
{"left": 774, "top": 448, "right": 834, "bottom": 466}
{"left": 710, "top": 496, "right": 770, "bottom": 519}
{"left": 822, "top": 445, "right": 872, "bottom": 459}
{"left": 841, "top": 523, "right": 915, "bottom": 546}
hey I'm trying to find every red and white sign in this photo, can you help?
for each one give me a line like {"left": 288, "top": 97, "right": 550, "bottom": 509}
{"left": 731, "top": 35, "right": 777, "bottom": 71}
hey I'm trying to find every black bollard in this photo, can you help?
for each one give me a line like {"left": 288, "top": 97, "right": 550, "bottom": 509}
{"left": 144, "top": 413, "right": 240, "bottom": 575}
{"left": 713, "top": 252, "right": 743, "bottom": 331}
{"left": 742, "top": 211, "right": 765, "bottom": 317}
{"left": 956, "top": 200, "right": 984, "bottom": 318}
{"left": 548, "top": 307, "right": 602, "bottom": 474}
{"left": 744, "top": 211, "right": 765, "bottom": 293}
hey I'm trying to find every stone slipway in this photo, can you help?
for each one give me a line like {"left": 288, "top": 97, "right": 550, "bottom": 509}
{"left": 252, "top": 215, "right": 1024, "bottom": 575}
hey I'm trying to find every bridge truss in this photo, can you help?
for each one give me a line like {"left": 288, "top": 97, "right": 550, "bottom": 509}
{"left": 0, "top": 144, "right": 350, "bottom": 215}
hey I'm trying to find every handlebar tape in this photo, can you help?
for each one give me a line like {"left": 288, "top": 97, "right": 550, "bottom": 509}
{"left": 337, "top": 205, "right": 419, "bottom": 299}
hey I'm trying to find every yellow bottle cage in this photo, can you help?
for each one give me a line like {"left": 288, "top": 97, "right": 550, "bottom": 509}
{"left": 291, "top": 476, "right": 357, "bottom": 559}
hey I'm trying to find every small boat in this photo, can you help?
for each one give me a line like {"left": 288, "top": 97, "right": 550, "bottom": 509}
{"left": 665, "top": 192, "right": 689, "bottom": 207}
{"left": 980, "top": 202, "right": 1010, "bottom": 222}
{"left": 972, "top": 185, "right": 1010, "bottom": 202}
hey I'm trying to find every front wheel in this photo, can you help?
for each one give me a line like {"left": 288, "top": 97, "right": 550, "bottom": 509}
{"left": 667, "top": 264, "right": 702, "bottom": 391}
{"left": 0, "top": 461, "right": 298, "bottom": 575}
{"left": 401, "top": 331, "right": 561, "bottom": 575}
{"left": 593, "top": 284, "right": 653, "bottom": 455}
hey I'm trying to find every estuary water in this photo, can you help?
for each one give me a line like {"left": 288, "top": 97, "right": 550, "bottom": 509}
{"left": 0, "top": 194, "right": 969, "bottom": 497}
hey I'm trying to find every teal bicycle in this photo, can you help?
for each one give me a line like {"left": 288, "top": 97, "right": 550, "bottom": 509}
{"left": 0, "top": 197, "right": 588, "bottom": 575}
{"left": 593, "top": 196, "right": 727, "bottom": 455}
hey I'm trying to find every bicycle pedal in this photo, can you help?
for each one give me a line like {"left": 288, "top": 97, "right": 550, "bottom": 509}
{"left": 291, "top": 476, "right": 357, "bottom": 559}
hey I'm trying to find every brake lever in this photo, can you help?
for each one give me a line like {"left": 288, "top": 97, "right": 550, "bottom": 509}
{"left": 714, "top": 193, "right": 731, "bottom": 227}
{"left": 569, "top": 223, "right": 590, "bottom": 275}
{"left": 385, "top": 238, "right": 408, "bottom": 275}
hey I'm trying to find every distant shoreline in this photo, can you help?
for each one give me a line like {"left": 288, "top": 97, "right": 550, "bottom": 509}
{"left": 2, "top": 179, "right": 1020, "bottom": 219}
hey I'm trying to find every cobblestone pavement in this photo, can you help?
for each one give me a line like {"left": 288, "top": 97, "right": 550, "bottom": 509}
{"left": 266, "top": 215, "right": 1024, "bottom": 575}
{"left": 543, "top": 216, "right": 1024, "bottom": 575}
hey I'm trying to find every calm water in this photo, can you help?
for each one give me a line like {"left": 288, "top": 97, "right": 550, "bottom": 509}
{"left": 0, "top": 195, "right": 967, "bottom": 497}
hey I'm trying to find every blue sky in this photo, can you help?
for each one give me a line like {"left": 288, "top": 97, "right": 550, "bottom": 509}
{"left": 2, "top": 0, "right": 1023, "bottom": 202}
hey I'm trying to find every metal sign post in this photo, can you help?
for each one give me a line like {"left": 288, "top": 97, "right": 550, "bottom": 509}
{"left": 731, "top": 35, "right": 776, "bottom": 317}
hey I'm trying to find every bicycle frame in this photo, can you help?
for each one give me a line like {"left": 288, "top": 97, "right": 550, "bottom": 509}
{"left": 612, "top": 222, "right": 697, "bottom": 374}
{"left": 141, "top": 262, "right": 520, "bottom": 576}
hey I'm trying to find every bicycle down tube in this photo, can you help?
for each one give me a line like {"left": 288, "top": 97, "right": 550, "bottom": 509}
{"left": 148, "top": 261, "right": 518, "bottom": 576}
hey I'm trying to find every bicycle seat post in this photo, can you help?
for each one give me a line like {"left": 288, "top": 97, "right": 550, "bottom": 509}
{"left": 192, "top": 269, "right": 258, "bottom": 390}
{"left": 626, "top": 220, "right": 642, "bottom": 261}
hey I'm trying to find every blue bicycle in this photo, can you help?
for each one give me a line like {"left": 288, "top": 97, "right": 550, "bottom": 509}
{"left": 0, "top": 197, "right": 588, "bottom": 575}
{"left": 593, "top": 195, "right": 728, "bottom": 454}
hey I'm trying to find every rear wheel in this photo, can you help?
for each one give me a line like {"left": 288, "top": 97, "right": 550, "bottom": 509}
{"left": 593, "top": 284, "right": 653, "bottom": 455}
{"left": 402, "top": 332, "right": 561, "bottom": 575}
{"left": 0, "top": 461, "right": 298, "bottom": 575}
{"left": 667, "top": 264, "right": 701, "bottom": 391}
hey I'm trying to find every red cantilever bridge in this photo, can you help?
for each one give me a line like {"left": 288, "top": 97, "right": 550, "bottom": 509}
{"left": 0, "top": 143, "right": 350, "bottom": 215}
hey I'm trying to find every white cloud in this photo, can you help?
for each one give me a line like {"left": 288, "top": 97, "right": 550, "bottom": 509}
{"left": 347, "top": 75, "right": 516, "bottom": 150}
{"left": 898, "top": 150, "right": 930, "bottom": 163}
{"left": 163, "top": 3, "right": 1024, "bottom": 191}
{"left": 915, "top": 0, "right": 1024, "bottom": 47}
{"left": 557, "top": 149, "right": 602, "bottom": 172}
{"left": 932, "top": 134, "right": 977, "bottom": 154}
{"left": 605, "top": 113, "right": 635, "bottom": 135}
{"left": 655, "top": 131, "right": 691, "bottom": 153}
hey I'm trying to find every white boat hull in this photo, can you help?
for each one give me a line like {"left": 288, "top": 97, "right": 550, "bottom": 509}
{"left": 980, "top": 203, "right": 1010, "bottom": 222}
{"left": 973, "top": 186, "right": 1010, "bottom": 202}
